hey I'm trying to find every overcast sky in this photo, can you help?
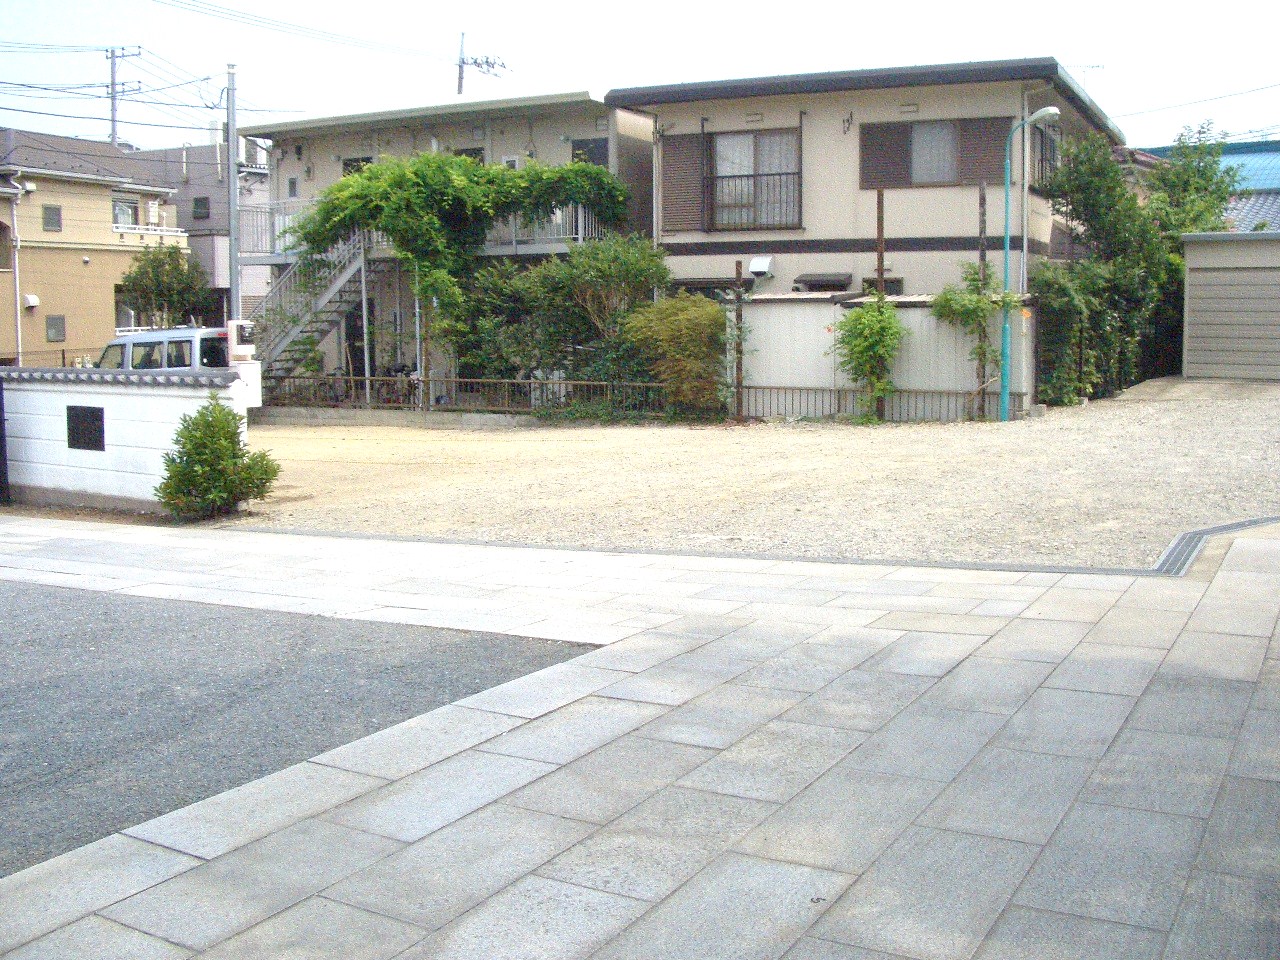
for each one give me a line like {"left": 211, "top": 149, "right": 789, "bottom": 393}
{"left": 4, "top": 0, "right": 1277, "bottom": 152}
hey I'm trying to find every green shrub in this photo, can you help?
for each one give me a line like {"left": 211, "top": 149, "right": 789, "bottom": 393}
{"left": 832, "top": 294, "right": 907, "bottom": 416}
{"left": 931, "top": 263, "right": 1022, "bottom": 418}
{"left": 156, "top": 395, "right": 280, "bottom": 520}
{"left": 623, "top": 293, "right": 726, "bottom": 413}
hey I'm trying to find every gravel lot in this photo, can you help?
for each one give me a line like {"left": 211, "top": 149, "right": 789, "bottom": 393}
{"left": 233, "top": 377, "right": 1280, "bottom": 569}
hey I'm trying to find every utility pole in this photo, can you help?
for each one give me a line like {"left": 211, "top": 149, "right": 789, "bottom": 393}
{"left": 105, "top": 47, "right": 141, "bottom": 147}
{"left": 455, "top": 32, "right": 507, "bottom": 95}
{"left": 226, "top": 64, "right": 242, "bottom": 346}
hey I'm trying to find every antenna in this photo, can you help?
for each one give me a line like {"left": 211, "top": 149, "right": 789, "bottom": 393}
{"left": 456, "top": 32, "right": 506, "bottom": 95}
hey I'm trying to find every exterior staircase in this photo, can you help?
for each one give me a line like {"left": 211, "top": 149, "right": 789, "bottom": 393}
{"left": 248, "top": 231, "right": 378, "bottom": 377}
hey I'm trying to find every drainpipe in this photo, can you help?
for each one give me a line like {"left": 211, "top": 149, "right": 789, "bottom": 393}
{"left": 6, "top": 174, "right": 22, "bottom": 366}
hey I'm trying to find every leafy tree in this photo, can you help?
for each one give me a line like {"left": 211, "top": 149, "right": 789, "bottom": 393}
{"left": 624, "top": 293, "right": 725, "bottom": 412}
{"left": 120, "top": 244, "right": 214, "bottom": 327}
{"left": 1145, "top": 123, "right": 1242, "bottom": 242}
{"left": 931, "top": 263, "right": 1021, "bottom": 417}
{"left": 832, "top": 294, "right": 907, "bottom": 417}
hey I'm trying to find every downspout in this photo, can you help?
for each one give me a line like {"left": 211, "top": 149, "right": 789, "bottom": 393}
{"left": 7, "top": 174, "right": 22, "bottom": 366}
{"left": 1020, "top": 87, "right": 1030, "bottom": 293}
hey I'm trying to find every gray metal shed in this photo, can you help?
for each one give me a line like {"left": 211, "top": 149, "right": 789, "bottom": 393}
{"left": 1182, "top": 232, "right": 1280, "bottom": 380}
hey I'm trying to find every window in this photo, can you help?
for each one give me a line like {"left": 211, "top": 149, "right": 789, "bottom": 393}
{"left": 166, "top": 339, "right": 193, "bottom": 368}
{"left": 287, "top": 177, "right": 298, "bottom": 199}
{"left": 454, "top": 147, "right": 485, "bottom": 162}
{"left": 112, "top": 198, "right": 139, "bottom": 228}
{"left": 45, "top": 314, "right": 66, "bottom": 343}
{"left": 97, "top": 344, "right": 124, "bottom": 369}
{"left": 709, "top": 129, "right": 801, "bottom": 230}
{"left": 130, "top": 342, "right": 163, "bottom": 370}
{"left": 192, "top": 196, "right": 211, "bottom": 220}
{"left": 910, "top": 121, "right": 957, "bottom": 185}
{"left": 1032, "top": 125, "right": 1062, "bottom": 190}
{"left": 861, "top": 118, "right": 1010, "bottom": 190}
{"left": 342, "top": 157, "right": 373, "bottom": 176}
{"left": 199, "top": 336, "right": 228, "bottom": 368}
{"left": 42, "top": 204, "right": 63, "bottom": 232}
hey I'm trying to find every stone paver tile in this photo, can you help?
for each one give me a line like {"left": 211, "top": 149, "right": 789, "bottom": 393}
{"left": 1057, "top": 573, "right": 1137, "bottom": 591}
{"left": 537, "top": 786, "right": 776, "bottom": 902}
{"left": 1220, "top": 537, "right": 1280, "bottom": 573}
{"left": 646, "top": 613, "right": 754, "bottom": 637}
{"left": 737, "top": 642, "right": 883, "bottom": 693}
{"left": 637, "top": 683, "right": 805, "bottom": 749}
{"left": 310, "top": 705, "right": 523, "bottom": 780}
{"left": 196, "top": 896, "right": 424, "bottom": 959}
{"left": 476, "top": 696, "right": 665, "bottom": 764}
{"left": 886, "top": 567, "right": 1027, "bottom": 585}
{"left": 996, "top": 688, "right": 1134, "bottom": 759}
{"left": 971, "top": 907, "right": 1165, "bottom": 960}
{"left": 825, "top": 593, "right": 978, "bottom": 615}
{"left": 864, "top": 631, "right": 989, "bottom": 677}
{"left": 585, "top": 593, "right": 747, "bottom": 617}
{"left": 1084, "top": 728, "right": 1232, "bottom": 817}
{"left": 1082, "top": 606, "right": 1189, "bottom": 649}
{"left": 0, "top": 834, "right": 199, "bottom": 954}
{"left": 1021, "top": 587, "right": 1124, "bottom": 623}
{"left": 783, "top": 940, "right": 911, "bottom": 959}
{"left": 921, "top": 656, "right": 1054, "bottom": 713}
{"left": 800, "top": 576, "right": 933, "bottom": 595}
{"left": 812, "top": 826, "right": 1039, "bottom": 960}
{"left": 570, "top": 630, "right": 713, "bottom": 673}
{"left": 738, "top": 602, "right": 887, "bottom": 627}
{"left": 514, "top": 619, "right": 646, "bottom": 645}
{"left": 598, "top": 651, "right": 753, "bottom": 706}
{"left": 1044, "top": 643, "right": 1164, "bottom": 697}
{"left": 971, "top": 600, "right": 1031, "bottom": 617}
{"left": 781, "top": 670, "right": 935, "bottom": 732}
{"left": 507, "top": 735, "right": 715, "bottom": 825}
{"left": 1116, "top": 578, "right": 1208, "bottom": 613}
{"left": 927, "top": 582, "right": 1049, "bottom": 603}
{"left": 1185, "top": 600, "right": 1280, "bottom": 639}
{"left": 1230, "top": 709, "right": 1280, "bottom": 781}
{"left": 804, "top": 624, "right": 904, "bottom": 649}
{"left": 698, "top": 620, "right": 828, "bottom": 661}
{"left": 671, "top": 570, "right": 810, "bottom": 588}
{"left": 843, "top": 704, "right": 1006, "bottom": 782}
{"left": 1018, "top": 572, "right": 1064, "bottom": 586}
{"left": 1128, "top": 675, "right": 1254, "bottom": 739}
{"left": 1255, "top": 659, "right": 1280, "bottom": 711}
{"left": 100, "top": 820, "right": 400, "bottom": 951}
{"left": 1163, "top": 870, "right": 1280, "bottom": 960}
{"left": 869, "top": 612, "right": 1011, "bottom": 636}
{"left": 454, "top": 663, "right": 631, "bottom": 719}
{"left": 1159, "top": 630, "right": 1268, "bottom": 682}
{"left": 1013, "top": 802, "right": 1202, "bottom": 930}
{"left": 736, "top": 768, "right": 943, "bottom": 874}
{"left": 592, "top": 852, "right": 852, "bottom": 960}
{"left": 3, "top": 914, "right": 192, "bottom": 960}
{"left": 1198, "top": 775, "right": 1280, "bottom": 880}
{"left": 695, "top": 584, "right": 846, "bottom": 606}
{"left": 326, "top": 803, "right": 594, "bottom": 929}
{"left": 677, "top": 720, "right": 865, "bottom": 802}
{"left": 324, "top": 750, "right": 555, "bottom": 842}
{"left": 978, "top": 618, "right": 1091, "bottom": 663}
{"left": 398, "top": 875, "right": 647, "bottom": 960}
{"left": 919, "top": 746, "right": 1093, "bottom": 845}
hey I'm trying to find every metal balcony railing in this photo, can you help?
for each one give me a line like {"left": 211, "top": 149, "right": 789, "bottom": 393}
{"left": 710, "top": 172, "right": 801, "bottom": 230}
{"left": 239, "top": 198, "right": 314, "bottom": 256}
{"left": 483, "top": 203, "right": 604, "bottom": 253}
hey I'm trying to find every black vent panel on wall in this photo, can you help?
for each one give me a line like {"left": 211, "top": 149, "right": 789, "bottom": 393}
{"left": 67, "top": 405, "right": 105, "bottom": 452}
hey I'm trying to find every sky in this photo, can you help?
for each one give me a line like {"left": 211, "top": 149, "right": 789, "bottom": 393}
{"left": 2, "top": 0, "right": 1277, "bottom": 152}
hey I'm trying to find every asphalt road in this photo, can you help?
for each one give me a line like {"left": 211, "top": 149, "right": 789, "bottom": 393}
{"left": 0, "top": 582, "right": 585, "bottom": 877}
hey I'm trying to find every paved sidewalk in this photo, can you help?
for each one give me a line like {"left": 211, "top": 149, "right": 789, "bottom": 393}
{"left": 1, "top": 516, "right": 1278, "bottom": 958}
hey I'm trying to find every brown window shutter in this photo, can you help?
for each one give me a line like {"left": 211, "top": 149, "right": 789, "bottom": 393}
{"left": 957, "top": 117, "right": 1012, "bottom": 186}
{"left": 859, "top": 122, "right": 911, "bottom": 189}
{"left": 661, "top": 133, "right": 706, "bottom": 233}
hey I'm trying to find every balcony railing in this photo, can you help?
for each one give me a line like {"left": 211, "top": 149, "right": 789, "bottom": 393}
{"left": 710, "top": 172, "right": 801, "bottom": 230}
{"left": 483, "top": 203, "right": 604, "bottom": 253}
{"left": 113, "top": 223, "right": 186, "bottom": 237}
{"left": 240, "top": 198, "right": 313, "bottom": 256}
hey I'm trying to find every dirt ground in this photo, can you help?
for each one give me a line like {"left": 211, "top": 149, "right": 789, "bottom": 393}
{"left": 230, "top": 378, "right": 1280, "bottom": 570}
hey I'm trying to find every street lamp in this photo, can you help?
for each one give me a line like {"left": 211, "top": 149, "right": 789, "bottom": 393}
{"left": 1001, "top": 105, "right": 1060, "bottom": 422}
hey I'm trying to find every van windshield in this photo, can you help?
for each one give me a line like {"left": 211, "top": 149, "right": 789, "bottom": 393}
{"left": 97, "top": 344, "right": 124, "bottom": 369}
{"left": 199, "top": 337, "right": 228, "bottom": 368}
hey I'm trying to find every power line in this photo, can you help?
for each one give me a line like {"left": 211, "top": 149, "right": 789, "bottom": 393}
{"left": 0, "top": 103, "right": 213, "bottom": 131}
{"left": 1118, "top": 81, "right": 1280, "bottom": 118}
{"left": 0, "top": 41, "right": 111, "bottom": 53}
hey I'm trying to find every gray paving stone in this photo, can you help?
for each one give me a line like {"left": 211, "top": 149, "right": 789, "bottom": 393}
{"left": 918, "top": 747, "right": 1093, "bottom": 845}
{"left": 827, "top": 593, "right": 979, "bottom": 615}
{"left": 0, "top": 834, "right": 199, "bottom": 954}
{"left": 648, "top": 613, "right": 755, "bottom": 637}
{"left": 592, "top": 852, "right": 852, "bottom": 960}
{"left": 1116, "top": 577, "right": 1207, "bottom": 613}
{"left": 737, "top": 642, "right": 883, "bottom": 693}
{"left": 310, "top": 705, "right": 524, "bottom": 780}
{"left": 799, "top": 577, "right": 934, "bottom": 596}
{"left": 3, "top": 915, "right": 193, "bottom": 960}
{"left": 538, "top": 786, "right": 777, "bottom": 902}
{"left": 637, "top": 683, "right": 806, "bottom": 749}
{"left": 570, "top": 630, "right": 713, "bottom": 672}
{"left": 696, "top": 619, "right": 828, "bottom": 661}
{"left": 783, "top": 941, "right": 909, "bottom": 960}
{"left": 695, "top": 584, "right": 846, "bottom": 606}
{"left": 100, "top": 819, "right": 401, "bottom": 951}
{"left": 1230, "top": 709, "right": 1280, "bottom": 781}
{"left": 812, "top": 826, "right": 1039, "bottom": 960}
{"left": 736, "top": 768, "right": 944, "bottom": 873}
{"left": 1159, "top": 630, "right": 1269, "bottom": 682}
{"left": 324, "top": 750, "right": 555, "bottom": 842}
{"left": 1255, "top": 658, "right": 1280, "bottom": 710}
{"left": 1083, "top": 728, "right": 1232, "bottom": 817}
{"left": 196, "top": 896, "right": 425, "bottom": 959}
{"left": 843, "top": 704, "right": 1006, "bottom": 782}
{"left": 870, "top": 612, "right": 1010, "bottom": 636}
{"left": 920, "top": 656, "right": 1054, "bottom": 713}
{"left": 1163, "top": 870, "right": 1280, "bottom": 960}
{"left": 1043, "top": 643, "right": 1164, "bottom": 697}
{"left": 454, "top": 663, "right": 631, "bottom": 719}
{"left": 398, "top": 875, "right": 647, "bottom": 960}
{"left": 1013, "top": 802, "right": 1203, "bottom": 930}
{"left": 1082, "top": 606, "right": 1189, "bottom": 649}
{"left": 804, "top": 624, "right": 904, "bottom": 649}
{"left": 1022, "top": 588, "right": 1123, "bottom": 624}
{"left": 1198, "top": 775, "right": 1280, "bottom": 880}
{"left": 676, "top": 720, "right": 865, "bottom": 802}
{"left": 598, "top": 651, "right": 753, "bottom": 706}
{"left": 978, "top": 619, "right": 1091, "bottom": 663}
{"left": 1128, "top": 675, "right": 1254, "bottom": 739}
{"left": 326, "top": 803, "right": 594, "bottom": 929}
{"left": 123, "top": 761, "right": 385, "bottom": 860}
{"left": 864, "top": 631, "right": 989, "bottom": 677}
{"left": 996, "top": 688, "right": 1134, "bottom": 759}
{"left": 477, "top": 695, "right": 665, "bottom": 764}
{"left": 506, "top": 735, "right": 715, "bottom": 825}
{"left": 971, "top": 907, "right": 1165, "bottom": 960}
{"left": 927, "top": 582, "right": 1048, "bottom": 603}
{"left": 780, "top": 669, "right": 935, "bottom": 732}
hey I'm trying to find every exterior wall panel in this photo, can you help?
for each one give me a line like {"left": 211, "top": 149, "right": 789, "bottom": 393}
{"left": 1183, "top": 235, "right": 1280, "bottom": 381}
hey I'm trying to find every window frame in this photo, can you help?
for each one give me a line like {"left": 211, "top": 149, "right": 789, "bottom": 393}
{"left": 706, "top": 127, "right": 803, "bottom": 232}
{"left": 909, "top": 120, "right": 959, "bottom": 187}
{"left": 41, "top": 204, "right": 63, "bottom": 232}
{"left": 45, "top": 314, "right": 66, "bottom": 343}
{"left": 112, "top": 198, "right": 139, "bottom": 228}
{"left": 192, "top": 196, "right": 211, "bottom": 220}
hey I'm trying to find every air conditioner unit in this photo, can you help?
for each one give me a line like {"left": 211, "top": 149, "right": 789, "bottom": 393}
{"left": 146, "top": 200, "right": 161, "bottom": 225}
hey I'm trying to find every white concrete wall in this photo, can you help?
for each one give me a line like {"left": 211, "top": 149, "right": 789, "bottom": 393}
{"left": 1, "top": 373, "right": 248, "bottom": 510}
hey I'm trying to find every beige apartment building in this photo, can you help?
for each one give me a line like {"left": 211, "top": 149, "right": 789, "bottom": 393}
{"left": 605, "top": 57, "right": 1124, "bottom": 297}
{"left": 1, "top": 129, "right": 186, "bottom": 366}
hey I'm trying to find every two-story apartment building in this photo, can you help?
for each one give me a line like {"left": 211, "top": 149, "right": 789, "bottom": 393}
{"left": 1, "top": 128, "right": 186, "bottom": 366}
{"left": 605, "top": 57, "right": 1124, "bottom": 297}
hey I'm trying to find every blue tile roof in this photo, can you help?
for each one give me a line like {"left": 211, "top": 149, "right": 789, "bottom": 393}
{"left": 1144, "top": 139, "right": 1280, "bottom": 191}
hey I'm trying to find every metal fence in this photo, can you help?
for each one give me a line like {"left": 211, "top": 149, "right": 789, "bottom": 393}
{"left": 5, "top": 346, "right": 104, "bottom": 368}
{"left": 740, "top": 387, "right": 1026, "bottom": 423}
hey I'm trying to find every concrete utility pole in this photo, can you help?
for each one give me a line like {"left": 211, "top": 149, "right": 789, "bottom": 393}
{"left": 105, "top": 47, "right": 141, "bottom": 147}
{"left": 455, "top": 32, "right": 507, "bottom": 95}
{"left": 226, "top": 64, "right": 242, "bottom": 341}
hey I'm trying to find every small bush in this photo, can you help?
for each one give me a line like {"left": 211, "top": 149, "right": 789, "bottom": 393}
{"left": 832, "top": 294, "right": 907, "bottom": 416}
{"left": 624, "top": 293, "right": 726, "bottom": 414}
{"left": 156, "top": 395, "right": 279, "bottom": 520}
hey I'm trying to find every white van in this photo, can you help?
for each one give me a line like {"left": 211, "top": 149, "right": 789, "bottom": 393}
{"left": 96, "top": 327, "right": 230, "bottom": 372}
